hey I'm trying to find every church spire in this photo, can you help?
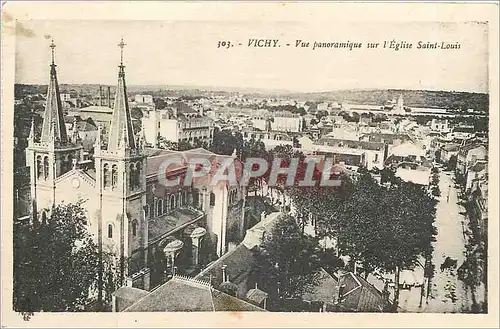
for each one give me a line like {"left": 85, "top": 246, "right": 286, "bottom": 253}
{"left": 40, "top": 39, "right": 68, "bottom": 144}
{"left": 107, "top": 37, "right": 136, "bottom": 151}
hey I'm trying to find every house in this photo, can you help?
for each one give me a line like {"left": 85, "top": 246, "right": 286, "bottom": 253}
{"left": 386, "top": 141, "right": 426, "bottom": 165}
{"left": 439, "top": 143, "right": 461, "bottom": 163}
{"left": 465, "top": 160, "right": 487, "bottom": 191}
{"left": 395, "top": 162, "right": 431, "bottom": 186}
{"left": 456, "top": 144, "right": 487, "bottom": 179}
{"left": 302, "top": 268, "right": 339, "bottom": 311}
{"left": 430, "top": 118, "right": 450, "bottom": 133}
{"left": 317, "top": 137, "right": 386, "bottom": 170}
{"left": 141, "top": 104, "right": 215, "bottom": 147}
{"left": 271, "top": 111, "right": 303, "bottom": 132}
{"left": 334, "top": 271, "right": 390, "bottom": 312}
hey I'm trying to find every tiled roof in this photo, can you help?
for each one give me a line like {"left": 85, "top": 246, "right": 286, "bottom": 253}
{"left": 337, "top": 272, "right": 388, "bottom": 312}
{"left": 148, "top": 207, "right": 204, "bottom": 244}
{"left": 113, "top": 286, "right": 149, "bottom": 312}
{"left": 246, "top": 288, "right": 269, "bottom": 304}
{"left": 145, "top": 148, "right": 245, "bottom": 187}
{"left": 318, "top": 138, "right": 385, "bottom": 151}
{"left": 469, "top": 160, "right": 487, "bottom": 173}
{"left": 123, "top": 276, "right": 264, "bottom": 312}
{"left": 212, "top": 290, "right": 264, "bottom": 311}
{"left": 123, "top": 276, "right": 214, "bottom": 312}
{"left": 302, "top": 268, "right": 338, "bottom": 305}
{"left": 195, "top": 244, "right": 257, "bottom": 289}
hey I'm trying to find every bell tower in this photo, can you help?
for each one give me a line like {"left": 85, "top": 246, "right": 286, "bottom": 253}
{"left": 26, "top": 39, "right": 84, "bottom": 216}
{"left": 93, "top": 38, "right": 148, "bottom": 278}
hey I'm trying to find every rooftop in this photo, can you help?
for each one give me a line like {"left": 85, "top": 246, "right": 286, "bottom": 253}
{"left": 123, "top": 275, "right": 264, "bottom": 312}
{"left": 148, "top": 207, "right": 204, "bottom": 244}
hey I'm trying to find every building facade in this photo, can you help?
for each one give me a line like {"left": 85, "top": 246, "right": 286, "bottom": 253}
{"left": 25, "top": 41, "right": 245, "bottom": 291}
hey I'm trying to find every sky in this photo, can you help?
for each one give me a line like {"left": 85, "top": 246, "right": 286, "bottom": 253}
{"left": 15, "top": 20, "right": 489, "bottom": 93}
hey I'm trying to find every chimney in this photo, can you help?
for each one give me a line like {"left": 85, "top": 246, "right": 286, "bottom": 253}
{"left": 99, "top": 86, "right": 103, "bottom": 106}
{"left": 221, "top": 265, "right": 228, "bottom": 282}
{"left": 107, "top": 86, "right": 111, "bottom": 107}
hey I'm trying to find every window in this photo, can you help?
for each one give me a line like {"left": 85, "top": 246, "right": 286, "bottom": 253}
{"left": 103, "top": 164, "right": 110, "bottom": 187}
{"left": 156, "top": 199, "right": 163, "bottom": 216}
{"left": 170, "top": 194, "right": 176, "bottom": 210}
{"left": 36, "top": 156, "right": 42, "bottom": 178}
{"left": 210, "top": 192, "right": 215, "bottom": 206}
{"left": 374, "top": 153, "right": 379, "bottom": 162}
{"left": 135, "top": 162, "right": 141, "bottom": 187}
{"left": 111, "top": 165, "right": 118, "bottom": 188}
{"left": 144, "top": 204, "right": 149, "bottom": 218}
{"left": 132, "top": 220, "right": 138, "bottom": 237}
{"left": 107, "top": 224, "right": 113, "bottom": 238}
{"left": 43, "top": 156, "right": 49, "bottom": 179}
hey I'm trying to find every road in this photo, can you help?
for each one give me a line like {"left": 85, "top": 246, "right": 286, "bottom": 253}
{"left": 367, "top": 169, "right": 472, "bottom": 312}
{"left": 423, "top": 170, "right": 470, "bottom": 313}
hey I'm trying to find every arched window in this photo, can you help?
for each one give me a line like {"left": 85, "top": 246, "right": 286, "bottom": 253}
{"left": 156, "top": 199, "right": 163, "bottom": 216}
{"left": 144, "top": 204, "right": 149, "bottom": 218}
{"left": 111, "top": 165, "right": 118, "bottom": 188}
{"left": 170, "top": 194, "right": 176, "bottom": 210}
{"left": 36, "top": 156, "right": 42, "bottom": 178}
{"left": 107, "top": 224, "right": 113, "bottom": 239}
{"left": 132, "top": 220, "right": 138, "bottom": 237}
{"left": 129, "top": 164, "right": 135, "bottom": 188}
{"left": 135, "top": 162, "right": 141, "bottom": 188}
{"left": 43, "top": 156, "right": 49, "bottom": 179}
{"left": 210, "top": 192, "right": 215, "bottom": 206}
{"left": 103, "top": 163, "right": 109, "bottom": 187}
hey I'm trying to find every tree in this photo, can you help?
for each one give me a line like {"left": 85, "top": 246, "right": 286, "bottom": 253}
{"left": 253, "top": 214, "right": 322, "bottom": 310}
{"left": 130, "top": 107, "right": 143, "bottom": 120}
{"left": 13, "top": 202, "right": 120, "bottom": 312}
{"left": 299, "top": 171, "right": 437, "bottom": 312}
{"left": 210, "top": 129, "right": 243, "bottom": 156}
{"left": 157, "top": 138, "right": 179, "bottom": 150}
{"left": 374, "top": 182, "right": 437, "bottom": 311}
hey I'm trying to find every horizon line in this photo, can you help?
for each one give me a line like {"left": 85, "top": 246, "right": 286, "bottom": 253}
{"left": 14, "top": 83, "right": 489, "bottom": 95}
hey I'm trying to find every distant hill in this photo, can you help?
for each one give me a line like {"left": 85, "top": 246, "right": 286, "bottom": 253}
{"left": 15, "top": 84, "right": 489, "bottom": 113}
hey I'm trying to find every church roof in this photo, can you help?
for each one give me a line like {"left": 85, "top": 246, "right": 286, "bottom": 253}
{"left": 107, "top": 39, "right": 136, "bottom": 152}
{"left": 148, "top": 207, "right": 204, "bottom": 244}
{"left": 39, "top": 41, "right": 68, "bottom": 144}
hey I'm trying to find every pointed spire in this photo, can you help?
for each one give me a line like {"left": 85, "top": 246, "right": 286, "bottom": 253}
{"left": 107, "top": 38, "right": 136, "bottom": 151}
{"left": 40, "top": 39, "right": 68, "bottom": 144}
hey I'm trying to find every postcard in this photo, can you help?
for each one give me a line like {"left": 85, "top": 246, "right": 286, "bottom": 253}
{"left": 1, "top": 1, "right": 498, "bottom": 328}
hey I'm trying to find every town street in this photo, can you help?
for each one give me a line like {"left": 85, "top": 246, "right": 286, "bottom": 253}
{"left": 397, "top": 169, "right": 470, "bottom": 312}
{"left": 367, "top": 169, "right": 471, "bottom": 312}
{"left": 423, "top": 169, "right": 470, "bottom": 312}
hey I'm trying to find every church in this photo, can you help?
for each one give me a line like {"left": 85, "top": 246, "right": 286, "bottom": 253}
{"left": 25, "top": 39, "right": 248, "bottom": 290}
